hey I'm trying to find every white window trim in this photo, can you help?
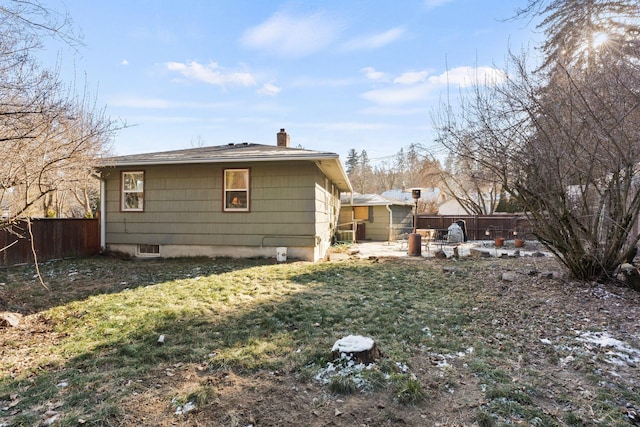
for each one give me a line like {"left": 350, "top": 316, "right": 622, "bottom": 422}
{"left": 137, "top": 244, "right": 160, "bottom": 257}
{"left": 122, "top": 171, "right": 144, "bottom": 212}
{"left": 224, "top": 168, "right": 250, "bottom": 212}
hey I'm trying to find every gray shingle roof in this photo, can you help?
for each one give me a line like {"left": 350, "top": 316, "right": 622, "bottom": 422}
{"left": 99, "top": 143, "right": 338, "bottom": 165}
{"left": 97, "top": 143, "right": 352, "bottom": 192}
{"left": 341, "top": 193, "right": 413, "bottom": 206}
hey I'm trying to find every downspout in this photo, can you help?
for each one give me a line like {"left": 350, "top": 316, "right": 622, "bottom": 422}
{"left": 100, "top": 176, "right": 106, "bottom": 251}
{"left": 386, "top": 204, "right": 393, "bottom": 243}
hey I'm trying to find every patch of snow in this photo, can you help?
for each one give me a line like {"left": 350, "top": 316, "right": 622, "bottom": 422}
{"left": 174, "top": 401, "right": 196, "bottom": 415}
{"left": 314, "top": 354, "right": 372, "bottom": 387}
{"left": 395, "top": 362, "right": 409, "bottom": 373}
{"left": 331, "top": 335, "right": 374, "bottom": 353}
{"left": 436, "top": 359, "right": 450, "bottom": 368}
{"left": 577, "top": 331, "right": 640, "bottom": 366}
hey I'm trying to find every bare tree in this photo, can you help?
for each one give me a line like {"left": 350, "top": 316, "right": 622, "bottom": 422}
{"left": 516, "top": 0, "right": 640, "bottom": 71}
{"left": 345, "top": 144, "right": 442, "bottom": 195}
{"left": 435, "top": 45, "right": 640, "bottom": 281}
{"left": 0, "top": 1, "right": 119, "bottom": 227}
{"left": 372, "top": 160, "right": 400, "bottom": 194}
{"left": 435, "top": 0, "right": 640, "bottom": 282}
{"left": 438, "top": 151, "right": 501, "bottom": 215}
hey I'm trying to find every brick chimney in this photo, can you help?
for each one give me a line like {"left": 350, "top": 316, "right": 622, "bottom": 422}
{"left": 277, "top": 128, "right": 290, "bottom": 147}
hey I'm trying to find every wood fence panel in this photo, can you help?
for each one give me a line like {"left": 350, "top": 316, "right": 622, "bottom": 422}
{"left": 0, "top": 219, "right": 100, "bottom": 267}
{"left": 416, "top": 214, "right": 532, "bottom": 240}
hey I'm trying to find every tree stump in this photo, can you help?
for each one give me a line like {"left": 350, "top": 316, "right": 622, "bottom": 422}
{"left": 331, "top": 335, "right": 382, "bottom": 365}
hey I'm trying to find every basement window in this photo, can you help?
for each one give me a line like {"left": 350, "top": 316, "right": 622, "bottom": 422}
{"left": 137, "top": 244, "right": 160, "bottom": 257}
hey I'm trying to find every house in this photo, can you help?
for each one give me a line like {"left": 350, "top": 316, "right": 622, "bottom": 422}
{"left": 437, "top": 198, "right": 469, "bottom": 215}
{"left": 96, "top": 129, "right": 352, "bottom": 262}
{"left": 338, "top": 193, "right": 414, "bottom": 242}
{"left": 381, "top": 187, "right": 445, "bottom": 214}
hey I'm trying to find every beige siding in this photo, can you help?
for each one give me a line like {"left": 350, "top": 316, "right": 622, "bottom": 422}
{"left": 337, "top": 204, "right": 413, "bottom": 241}
{"left": 338, "top": 206, "right": 353, "bottom": 226}
{"left": 362, "top": 205, "right": 388, "bottom": 241}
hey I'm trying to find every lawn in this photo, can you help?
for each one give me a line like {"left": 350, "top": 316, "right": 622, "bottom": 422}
{"left": 1, "top": 254, "right": 639, "bottom": 426}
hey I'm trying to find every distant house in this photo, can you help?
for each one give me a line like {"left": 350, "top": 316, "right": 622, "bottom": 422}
{"left": 437, "top": 199, "right": 469, "bottom": 215}
{"left": 338, "top": 193, "right": 414, "bottom": 242}
{"left": 96, "top": 129, "right": 352, "bottom": 261}
{"left": 381, "top": 187, "right": 443, "bottom": 205}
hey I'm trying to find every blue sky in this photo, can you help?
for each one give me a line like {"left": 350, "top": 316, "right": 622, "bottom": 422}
{"left": 42, "top": 0, "right": 540, "bottom": 164}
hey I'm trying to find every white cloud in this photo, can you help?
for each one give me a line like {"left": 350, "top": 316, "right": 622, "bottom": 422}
{"left": 121, "top": 59, "right": 129, "bottom": 66}
{"left": 361, "top": 67, "right": 387, "bottom": 81}
{"left": 427, "top": 66, "right": 506, "bottom": 86}
{"left": 165, "top": 61, "right": 256, "bottom": 87}
{"left": 342, "top": 27, "right": 405, "bottom": 50}
{"left": 241, "top": 10, "right": 342, "bottom": 57}
{"left": 362, "top": 85, "right": 431, "bottom": 105}
{"left": 362, "top": 66, "right": 505, "bottom": 105}
{"left": 257, "top": 83, "right": 281, "bottom": 96}
{"left": 394, "top": 70, "right": 429, "bottom": 85}
{"left": 424, "top": 0, "right": 454, "bottom": 9}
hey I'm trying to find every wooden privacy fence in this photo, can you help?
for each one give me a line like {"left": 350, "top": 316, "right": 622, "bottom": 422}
{"left": 416, "top": 214, "right": 532, "bottom": 241}
{"left": 0, "top": 218, "right": 100, "bottom": 267}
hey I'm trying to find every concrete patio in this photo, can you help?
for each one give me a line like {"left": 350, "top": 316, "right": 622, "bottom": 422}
{"left": 329, "top": 239, "right": 547, "bottom": 260}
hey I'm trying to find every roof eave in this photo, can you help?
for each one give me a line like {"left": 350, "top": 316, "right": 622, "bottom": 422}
{"left": 98, "top": 153, "right": 353, "bottom": 193}
{"left": 97, "top": 153, "right": 338, "bottom": 167}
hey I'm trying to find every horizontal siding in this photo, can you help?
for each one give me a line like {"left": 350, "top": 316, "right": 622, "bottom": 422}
{"left": 102, "top": 161, "right": 321, "bottom": 247}
{"left": 336, "top": 205, "right": 412, "bottom": 241}
{"left": 107, "top": 231, "right": 315, "bottom": 246}
{"left": 107, "top": 207, "right": 315, "bottom": 225}
{"left": 338, "top": 208, "right": 353, "bottom": 225}
{"left": 106, "top": 218, "right": 314, "bottom": 235}
{"left": 362, "top": 205, "right": 388, "bottom": 240}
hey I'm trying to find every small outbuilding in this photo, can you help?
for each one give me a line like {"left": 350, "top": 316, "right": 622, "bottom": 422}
{"left": 338, "top": 193, "right": 413, "bottom": 242}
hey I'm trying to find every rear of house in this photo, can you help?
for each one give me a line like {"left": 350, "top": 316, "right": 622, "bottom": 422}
{"left": 97, "top": 130, "right": 352, "bottom": 261}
